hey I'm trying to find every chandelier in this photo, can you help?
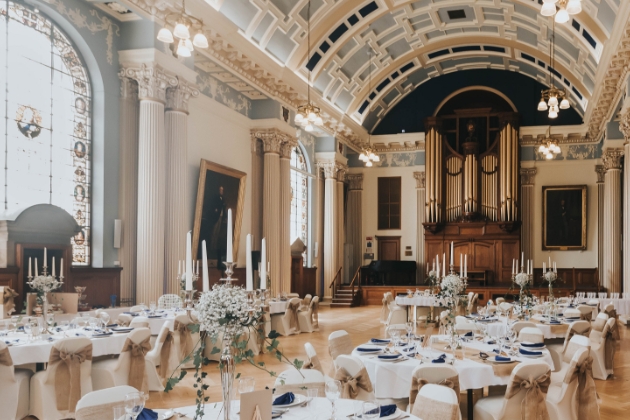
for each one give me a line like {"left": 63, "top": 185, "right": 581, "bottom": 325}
{"left": 538, "top": 127, "right": 561, "bottom": 160}
{"left": 294, "top": 0, "right": 323, "bottom": 132}
{"left": 540, "top": 0, "right": 582, "bottom": 23}
{"left": 537, "top": 20, "right": 570, "bottom": 119}
{"left": 359, "top": 48, "right": 380, "bottom": 167}
{"left": 156, "top": 0, "right": 208, "bottom": 58}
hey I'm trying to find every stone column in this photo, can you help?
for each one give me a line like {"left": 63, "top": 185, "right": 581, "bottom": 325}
{"left": 164, "top": 81, "right": 198, "bottom": 294}
{"left": 337, "top": 167, "right": 346, "bottom": 283}
{"left": 122, "top": 64, "right": 177, "bottom": 304}
{"left": 279, "top": 141, "right": 296, "bottom": 293}
{"left": 620, "top": 114, "right": 630, "bottom": 293}
{"left": 315, "top": 170, "right": 325, "bottom": 297}
{"left": 596, "top": 165, "right": 605, "bottom": 287}
{"left": 520, "top": 168, "right": 537, "bottom": 262}
{"left": 414, "top": 172, "right": 426, "bottom": 284}
{"left": 117, "top": 76, "right": 139, "bottom": 303}
{"left": 320, "top": 162, "right": 338, "bottom": 302}
{"left": 251, "top": 139, "right": 264, "bottom": 252}
{"left": 346, "top": 174, "right": 363, "bottom": 282}
{"left": 602, "top": 149, "right": 624, "bottom": 293}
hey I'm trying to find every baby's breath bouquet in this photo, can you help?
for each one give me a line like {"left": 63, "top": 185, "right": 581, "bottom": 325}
{"left": 27, "top": 275, "right": 63, "bottom": 305}
{"left": 437, "top": 274, "right": 466, "bottom": 330}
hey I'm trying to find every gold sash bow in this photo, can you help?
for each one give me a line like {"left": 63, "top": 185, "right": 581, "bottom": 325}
{"left": 605, "top": 308, "right": 620, "bottom": 340}
{"left": 122, "top": 336, "right": 151, "bottom": 392}
{"left": 565, "top": 357, "right": 600, "bottom": 420}
{"left": 0, "top": 346, "right": 13, "bottom": 366}
{"left": 287, "top": 301, "right": 300, "bottom": 332}
{"left": 505, "top": 371, "right": 551, "bottom": 420}
{"left": 311, "top": 299, "right": 319, "bottom": 330}
{"left": 580, "top": 311, "right": 592, "bottom": 322}
{"left": 412, "top": 393, "right": 459, "bottom": 420}
{"left": 256, "top": 311, "right": 269, "bottom": 354}
{"left": 604, "top": 329, "right": 615, "bottom": 370}
{"left": 333, "top": 366, "right": 374, "bottom": 399}
{"left": 3, "top": 288, "right": 18, "bottom": 315}
{"left": 303, "top": 354, "right": 323, "bottom": 374}
{"left": 410, "top": 375, "right": 460, "bottom": 405}
{"left": 159, "top": 331, "right": 175, "bottom": 379}
{"left": 49, "top": 344, "right": 93, "bottom": 412}
{"left": 381, "top": 297, "right": 390, "bottom": 323}
{"left": 174, "top": 321, "right": 194, "bottom": 360}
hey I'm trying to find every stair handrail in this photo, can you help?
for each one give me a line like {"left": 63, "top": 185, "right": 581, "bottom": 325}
{"left": 349, "top": 265, "right": 362, "bottom": 307}
{"left": 329, "top": 266, "right": 343, "bottom": 299}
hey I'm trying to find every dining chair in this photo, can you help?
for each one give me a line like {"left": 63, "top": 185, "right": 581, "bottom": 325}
{"left": 297, "top": 296, "right": 317, "bottom": 333}
{"left": 158, "top": 294, "right": 183, "bottom": 310}
{"left": 408, "top": 364, "right": 460, "bottom": 412}
{"left": 300, "top": 294, "right": 312, "bottom": 311}
{"left": 467, "top": 293, "right": 479, "bottom": 314}
{"left": 560, "top": 320, "right": 591, "bottom": 354}
{"left": 486, "top": 305, "right": 498, "bottom": 315}
{"left": 517, "top": 327, "right": 544, "bottom": 343}
{"left": 546, "top": 347, "right": 590, "bottom": 420}
{"left": 387, "top": 299, "right": 408, "bottom": 326}
{"left": 30, "top": 337, "right": 94, "bottom": 420}
{"left": 454, "top": 322, "right": 478, "bottom": 335}
{"left": 576, "top": 305, "right": 594, "bottom": 321}
{"left": 328, "top": 330, "right": 354, "bottom": 362}
{"left": 0, "top": 341, "right": 32, "bottom": 420}
{"left": 75, "top": 385, "right": 139, "bottom": 420}
{"left": 381, "top": 292, "right": 393, "bottom": 324}
{"left": 91, "top": 327, "right": 162, "bottom": 392}
{"left": 334, "top": 355, "right": 375, "bottom": 401}
{"left": 303, "top": 342, "right": 326, "bottom": 376}
{"left": 552, "top": 335, "right": 591, "bottom": 384}
{"left": 273, "top": 367, "right": 325, "bottom": 395}
{"left": 473, "top": 361, "right": 551, "bottom": 420}
{"left": 129, "top": 316, "right": 150, "bottom": 329}
{"left": 590, "top": 318, "right": 616, "bottom": 380}
{"left": 115, "top": 313, "right": 134, "bottom": 327}
{"left": 590, "top": 313, "right": 609, "bottom": 334}
{"left": 412, "top": 383, "right": 461, "bottom": 420}
{"left": 287, "top": 293, "right": 300, "bottom": 299}
{"left": 270, "top": 297, "right": 301, "bottom": 336}
{"left": 564, "top": 308, "right": 581, "bottom": 318}
{"left": 511, "top": 321, "right": 536, "bottom": 334}
{"left": 498, "top": 302, "right": 513, "bottom": 316}
{"left": 130, "top": 305, "right": 147, "bottom": 312}
{"left": 495, "top": 298, "right": 505, "bottom": 305}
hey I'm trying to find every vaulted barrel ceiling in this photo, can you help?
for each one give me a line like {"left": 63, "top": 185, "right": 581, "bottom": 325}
{"left": 212, "top": 0, "right": 620, "bottom": 132}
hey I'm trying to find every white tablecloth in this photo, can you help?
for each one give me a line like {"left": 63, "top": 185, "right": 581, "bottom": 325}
{"left": 481, "top": 316, "right": 568, "bottom": 339}
{"left": 605, "top": 298, "right": 630, "bottom": 315}
{"left": 395, "top": 295, "right": 437, "bottom": 307}
{"left": 354, "top": 336, "right": 553, "bottom": 399}
{"left": 170, "top": 398, "right": 421, "bottom": 420}
{"left": 49, "top": 309, "right": 178, "bottom": 335}
{"left": 268, "top": 301, "right": 290, "bottom": 314}
{"left": 6, "top": 329, "right": 133, "bottom": 365}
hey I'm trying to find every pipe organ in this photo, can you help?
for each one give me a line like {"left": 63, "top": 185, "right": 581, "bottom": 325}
{"left": 423, "top": 110, "right": 521, "bottom": 285}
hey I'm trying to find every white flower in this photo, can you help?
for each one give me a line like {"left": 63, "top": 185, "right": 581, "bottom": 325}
{"left": 515, "top": 273, "right": 530, "bottom": 288}
{"left": 28, "top": 275, "right": 63, "bottom": 294}
{"left": 440, "top": 274, "right": 464, "bottom": 296}
{"left": 428, "top": 270, "right": 437, "bottom": 278}
{"left": 194, "top": 284, "right": 253, "bottom": 335}
{"left": 544, "top": 271, "right": 558, "bottom": 283}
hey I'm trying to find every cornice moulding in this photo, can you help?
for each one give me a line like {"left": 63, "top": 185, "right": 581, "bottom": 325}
{"left": 118, "top": 48, "right": 198, "bottom": 84}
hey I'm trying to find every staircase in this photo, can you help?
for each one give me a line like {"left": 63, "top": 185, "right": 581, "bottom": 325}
{"left": 331, "top": 286, "right": 354, "bottom": 307}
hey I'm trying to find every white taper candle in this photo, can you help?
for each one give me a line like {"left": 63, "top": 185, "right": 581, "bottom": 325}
{"left": 245, "top": 234, "right": 253, "bottom": 291}
{"left": 226, "top": 209, "right": 233, "bottom": 263}
{"left": 202, "top": 240, "right": 209, "bottom": 292}
{"left": 185, "top": 231, "right": 193, "bottom": 290}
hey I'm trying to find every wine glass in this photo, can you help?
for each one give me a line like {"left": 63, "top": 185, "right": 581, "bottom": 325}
{"left": 10, "top": 315, "right": 19, "bottom": 333}
{"left": 23, "top": 319, "right": 32, "bottom": 341}
{"left": 405, "top": 321, "right": 414, "bottom": 341}
{"left": 124, "top": 392, "right": 146, "bottom": 420}
{"left": 100, "top": 312, "right": 111, "bottom": 328}
{"left": 89, "top": 317, "right": 98, "bottom": 332}
{"left": 149, "top": 301, "right": 157, "bottom": 314}
{"left": 362, "top": 401, "right": 380, "bottom": 420}
{"left": 325, "top": 380, "right": 341, "bottom": 420}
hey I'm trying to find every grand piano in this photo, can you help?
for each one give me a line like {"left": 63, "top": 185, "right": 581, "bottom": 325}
{"left": 360, "top": 260, "right": 417, "bottom": 285}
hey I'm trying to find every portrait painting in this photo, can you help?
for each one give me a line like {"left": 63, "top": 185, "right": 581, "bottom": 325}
{"left": 542, "top": 185, "right": 587, "bottom": 250}
{"left": 192, "top": 159, "right": 246, "bottom": 268}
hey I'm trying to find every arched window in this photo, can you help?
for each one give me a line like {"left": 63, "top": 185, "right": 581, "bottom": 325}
{"left": 290, "top": 146, "right": 309, "bottom": 264}
{"left": 1, "top": 1, "right": 92, "bottom": 265}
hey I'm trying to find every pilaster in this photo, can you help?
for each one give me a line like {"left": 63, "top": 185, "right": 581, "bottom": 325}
{"left": 414, "top": 171, "right": 426, "bottom": 284}
{"left": 603, "top": 149, "right": 624, "bottom": 293}
{"left": 520, "top": 168, "right": 537, "bottom": 267}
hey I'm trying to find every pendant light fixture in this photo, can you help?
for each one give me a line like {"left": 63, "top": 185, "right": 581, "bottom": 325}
{"left": 359, "top": 48, "right": 380, "bottom": 167}
{"left": 540, "top": 0, "right": 582, "bottom": 23}
{"left": 157, "top": 0, "right": 208, "bottom": 57}
{"left": 294, "top": 0, "right": 323, "bottom": 132}
{"left": 538, "top": 126, "right": 562, "bottom": 160}
{"left": 537, "top": 20, "right": 570, "bottom": 119}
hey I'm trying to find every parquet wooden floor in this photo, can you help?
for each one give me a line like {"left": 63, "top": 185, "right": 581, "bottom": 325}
{"left": 143, "top": 305, "right": 630, "bottom": 419}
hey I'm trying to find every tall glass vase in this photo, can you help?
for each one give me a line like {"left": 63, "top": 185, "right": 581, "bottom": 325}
{"left": 220, "top": 332, "right": 235, "bottom": 420}
{"left": 548, "top": 283, "right": 554, "bottom": 300}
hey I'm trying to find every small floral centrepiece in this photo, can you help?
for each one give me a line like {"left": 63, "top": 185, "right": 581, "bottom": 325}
{"left": 27, "top": 275, "right": 63, "bottom": 305}
{"left": 437, "top": 273, "right": 466, "bottom": 332}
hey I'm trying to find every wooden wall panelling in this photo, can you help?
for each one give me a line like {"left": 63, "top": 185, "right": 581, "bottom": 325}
{"left": 70, "top": 267, "right": 122, "bottom": 308}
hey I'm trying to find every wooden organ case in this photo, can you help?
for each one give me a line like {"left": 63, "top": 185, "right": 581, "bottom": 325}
{"left": 423, "top": 107, "right": 521, "bottom": 286}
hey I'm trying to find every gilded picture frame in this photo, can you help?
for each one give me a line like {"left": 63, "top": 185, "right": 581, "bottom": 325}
{"left": 192, "top": 159, "right": 247, "bottom": 267}
{"left": 542, "top": 185, "right": 587, "bottom": 251}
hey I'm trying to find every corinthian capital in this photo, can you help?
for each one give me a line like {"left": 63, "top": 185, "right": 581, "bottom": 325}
{"left": 603, "top": 148, "right": 624, "bottom": 171}
{"left": 520, "top": 168, "right": 537, "bottom": 186}
{"left": 346, "top": 174, "right": 363, "bottom": 190}
{"left": 620, "top": 111, "right": 630, "bottom": 142}
{"left": 595, "top": 165, "right": 605, "bottom": 183}
{"left": 250, "top": 128, "right": 296, "bottom": 155}
{"left": 166, "top": 79, "right": 199, "bottom": 113}
{"left": 120, "top": 64, "right": 178, "bottom": 103}
{"left": 119, "top": 76, "right": 138, "bottom": 99}
{"left": 413, "top": 171, "right": 426, "bottom": 189}
{"left": 280, "top": 138, "right": 298, "bottom": 159}
{"left": 317, "top": 161, "right": 338, "bottom": 179}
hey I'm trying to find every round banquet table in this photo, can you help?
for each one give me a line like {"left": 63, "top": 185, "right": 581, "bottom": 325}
{"left": 47, "top": 309, "right": 179, "bottom": 335}
{"left": 6, "top": 328, "right": 133, "bottom": 365}
{"left": 395, "top": 295, "right": 438, "bottom": 307}
{"left": 481, "top": 315, "right": 569, "bottom": 339}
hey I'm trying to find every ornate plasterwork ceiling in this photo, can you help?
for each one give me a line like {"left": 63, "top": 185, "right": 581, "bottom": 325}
{"left": 213, "top": 0, "right": 620, "bottom": 132}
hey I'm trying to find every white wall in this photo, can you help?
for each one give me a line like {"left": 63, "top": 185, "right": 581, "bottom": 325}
{"left": 356, "top": 165, "right": 423, "bottom": 262}
{"left": 187, "top": 94, "right": 252, "bottom": 265}
{"left": 529, "top": 160, "right": 599, "bottom": 268}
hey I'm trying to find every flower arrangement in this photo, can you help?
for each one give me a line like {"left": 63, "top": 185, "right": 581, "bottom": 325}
{"left": 436, "top": 273, "right": 466, "bottom": 331}
{"left": 514, "top": 272, "right": 531, "bottom": 289}
{"left": 195, "top": 284, "right": 253, "bottom": 335}
{"left": 27, "top": 275, "right": 63, "bottom": 304}
{"left": 425, "top": 270, "right": 439, "bottom": 290}
{"left": 543, "top": 270, "right": 558, "bottom": 284}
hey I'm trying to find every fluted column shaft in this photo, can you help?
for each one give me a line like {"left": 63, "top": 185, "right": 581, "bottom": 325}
{"left": 264, "top": 151, "right": 281, "bottom": 294}
{"left": 316, "top": 171, "right": 325, "bottom": 297}
{"left": 414, "top": 172, "right": 426, "bottom": 284}
{"left": 279, "top": 145, "right": 292, "bottom": 293}
{"left": 164, "top": 82, "right": 197, "bottom": 294}
{"left": 321, "top": 163, "right": 338, "bottom": 302}
{"left": 337, "top": 169, "right": 346, "bottom": 283}
{"left": 520, "top": 169, "right": 537, "bottom": 263}
{"left": 251, "top": 140, "right": 264, "bottom": 250}
{"left": 603, "top": 150, "right": 623, "bottom": 293}
{"left": 118, "top": 77, "right": 139, "bottom": 304}
{"left": 621, "top": 114, "right": 630, "bottom": 293}
{"left": 346, "top": 174, "right": 363, "bottom": 282}
{"left": 596, "top": 165, "right": 605, "bottom": 287}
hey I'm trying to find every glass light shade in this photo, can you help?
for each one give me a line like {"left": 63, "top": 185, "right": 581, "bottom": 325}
{"left": 538, "top": 99, "right": 548, "bottom": 111}
{"left": 550, "top": 105, "right": 559, "bottom": 113}
{"left": 553, "top": 144, "right": 561, "bottom": 153}
{"left": 307, "top": 111, "right": 317, "bottom": 122}
{"left": 372, "top": 154, "right": 380, "bottom": 162}
{"left": 176, "top": 39, "right": 191, "bottom": 57}
{"left": 539, "top": 144, "right": 547, "bottom": 153}
{"left": 314, "top": 116, "right": 323, "bottom": 126}
{"left": 555, "top": 9, "right": 569, "bottom": 23}
{"left": 566, "top": 0, "right": 582, "bottom": 14}
{"left": 184, "top": 38, "right": 194, "bottom": 52}
{"left": 546, "top": 152, "right": 554, "bottom": 160}
{"left": 548, "top": 110, "right": 558, "bottom": 119}
{"left": 192, "top": 33, "right": 209, "bottom": 49}
{"left": 173, "top": 23, "right": 190, "bottom": 39}
{"left": 366, "top": 160, "right": 373, "bottom": 167}
{"left": 548, "top": 95, "right": 559, "bottom": 107}
{"left": 559, "top": 98, "right": 570, "bottom": 109}
{"left": 305, "top": 123, "right": 314, "bottom": 132}
{"left": 294, "top": 113, "right": 304, "bottom": 123}
{"left": 541, "top": 3, "right": 557, "bottom": 16}
{"left": 359, "top": 153, "right": 366, "bottom": 161}
{"left": 300, "top": 118, "right": 308, "bottom": 127}
{"left": 157, "top": 27, "right": 174, "bottom": 43}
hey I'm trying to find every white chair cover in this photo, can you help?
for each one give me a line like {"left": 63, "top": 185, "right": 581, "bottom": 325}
{"left": 412, "top": 384, "right": 461, "bottom": 420}
{"left": 408, "top": 364, "right": 460, "bottom": 411}
{"left": 270, "top": 298, "right": 301, "bottom": 336}
{"left": 303, "top": 342, "right": 325, "bottom": 376}
{"left": 381, "top": 293, "right": 393, "bottom": 324}
{"left": 518, "top": 327, "right": 544, "bottom": 343}
{"left": 334, "top": 355, "right": 375, "bottom": 401}
{"left": 297, "top": 297, "right": 317, "bottom": 333}
{"left": 511, "top": 321, "right": 537, "bottom": 334}
{"left": 590, "top": 318, "right": 615, "bottom": 380}
{"left": 328, "top": 330, "right": 353, "bottom": 362}
{"left": 546, "top": 348, "right": 596, "bottom": 420}
{"left": 274, "top": 368, "right": 325, "bottom": 395}
{"left": 75, "top": 385, "right": 139, "bottom": 420}
{"left": 0, "top": 341, "right": 31, "bottom": 420}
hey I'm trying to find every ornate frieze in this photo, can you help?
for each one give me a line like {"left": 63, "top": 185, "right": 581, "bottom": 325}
{"left": 413, "top": 171, "right": 426, "bottom": 189}
{"left": 120, "top": 64, "right": 178, "bottom": 103}
{"left": 346, "top": 174, "right": 363, "bottom": 190}
{"left": 520, "top": 168, "right": 537, "bottom": 186}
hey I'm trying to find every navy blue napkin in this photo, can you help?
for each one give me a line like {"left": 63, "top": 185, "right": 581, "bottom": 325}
{"left": 400, "top": 346, "right": 415, "bottom": 352}
{"left": 366, "top": 404, "right": 397, "bottom": 417}
{"left": 548, "top": 320, "right": 561, "bottom": 324}
{"left": 432, "top": 354, "right": 446, "bottom": 363}
{"left": 486, "top": 340, "right": 496, "bottom": 345}
{"left": 495, "top": 356, "right": 511, "bottom": 362}
{"left": 519, "top": 347, "right": 542, "bottom": 356}
{"left": 464, "top": 331, "right": 474, "bottom": 337}
{"left": 148, "top": 315, "right": 163, "bottom": 318}
{"left": 273, "top": 392, "right": 295, "bottom": 405}
{"left": 123, "top": 311, "right": 139, "bottom": 316}
{"left": 377, "top": 354, "right": 401, "bottom": 360}
{"left": 370, "top": 338, "right": 390, "bottom": 344}
{"left": 107, "top": 324, "right": 118, "bottom": 328}
{"left": 92, "top": 331, "right": 113, "bottom": 337}
{"left": 137, "top": 408, "right": 158, "bottom": 420}
{"left": 356, "top": 347, "right": 378, "bottom": 352}
{"left": 568, "top": 305, "right": 576, "bottom": 308}
{"left": 521, "top": 342, "right": 544, "bottom": 348}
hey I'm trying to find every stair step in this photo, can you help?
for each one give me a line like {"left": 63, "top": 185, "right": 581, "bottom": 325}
{"left": 330, "top": 302, "right": 352, "bottom": 308}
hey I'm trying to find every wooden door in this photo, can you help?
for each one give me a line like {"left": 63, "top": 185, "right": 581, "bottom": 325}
{"left": 376, "top": 236, "right": 400, "bottom": 260}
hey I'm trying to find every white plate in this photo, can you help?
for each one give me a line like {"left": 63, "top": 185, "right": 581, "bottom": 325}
{"left": 519, "top": 343, "right": 546, "bottom": 350}
{"left": 356, "top": 345, "right": 382, "bottom": 354}
{"left": 272, "top": 393, "right": 307, "bottom": 408}
{"left": 377, "top": 354, "right": 403, "bottom": 362}
{"left": 519, "top": 352, "right": 544, "bottom": 358}
{"left": 369, "top": 339, "right": 391, "bottom": 346}
{"left": 112, "top": 328, "right": 134, "bottom": 333}
{"left": 489, "top": 356, "right": 515, "bottom": 364}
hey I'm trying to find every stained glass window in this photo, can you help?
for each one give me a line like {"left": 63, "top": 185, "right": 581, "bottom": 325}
{"left": 0, "top": 1, "right": 91, "bottom": 265}
{"left": 290, "top": 146, "right": 309, "bottom": 265}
